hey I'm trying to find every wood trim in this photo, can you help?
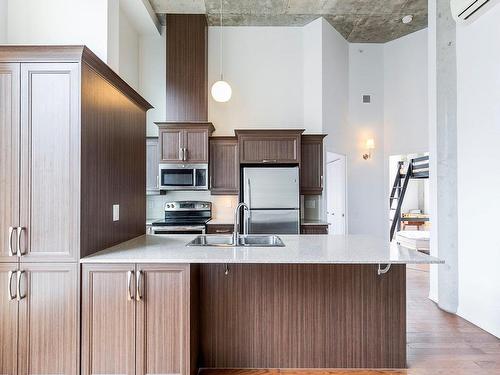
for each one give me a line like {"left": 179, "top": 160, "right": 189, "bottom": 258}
{"left": 199, "top": 264, "right": 406, "bottom": 369}
{"left": 0, "top": 46, "right": 152, "bottom": 110}
{"left": 81, "top": 47, "right": 153, "bottom": 110}
{"left": 156, "top": 122, "right": 215, "bottom": 134}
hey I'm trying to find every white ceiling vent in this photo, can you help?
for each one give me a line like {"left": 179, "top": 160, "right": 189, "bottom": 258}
{"left": 451, "top": 0, "right": 500, "bottom": 24}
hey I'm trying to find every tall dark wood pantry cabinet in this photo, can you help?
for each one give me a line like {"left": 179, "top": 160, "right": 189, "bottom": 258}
{"left": 0, "top": 46, "right": 151, "bottom": 375}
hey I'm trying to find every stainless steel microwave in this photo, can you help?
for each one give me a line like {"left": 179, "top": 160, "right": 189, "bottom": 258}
{"left": 158, "top": 163, "right": 208, "bottom": 190}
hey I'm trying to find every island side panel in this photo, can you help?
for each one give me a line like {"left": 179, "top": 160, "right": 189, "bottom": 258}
{"left": 199, "top": 264, "right": 406, "bottom": 369}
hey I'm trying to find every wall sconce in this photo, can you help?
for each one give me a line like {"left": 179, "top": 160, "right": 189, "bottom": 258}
{"left": 363, "top": 138, "right": 375, "bottom": 160}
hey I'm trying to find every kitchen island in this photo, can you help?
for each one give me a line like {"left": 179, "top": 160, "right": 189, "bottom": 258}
{"left": 81, "top": 234, "right": 442, "bottom": 372}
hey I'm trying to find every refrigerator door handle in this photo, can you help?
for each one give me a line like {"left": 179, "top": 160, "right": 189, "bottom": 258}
{"left": 247, "top": 178, "right": 251, "bottom": 208}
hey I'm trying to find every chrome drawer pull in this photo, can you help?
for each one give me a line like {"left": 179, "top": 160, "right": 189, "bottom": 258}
{"left": 16, "top": 270, "right": 25, "bottom": 301}
{"left": 8, "top": 227, "right": 16, "bottom": 256}
{"left": 136, "top": 270, "right": 142, "bottom": 301}
{"left": 7, "top": 270, "right": 16, "bottom": 301}
{"left": 16, "top": 227, "right": 25, "bottom": 257}
{"left": 127, "top": 270, "right": 134, "bottom": 301}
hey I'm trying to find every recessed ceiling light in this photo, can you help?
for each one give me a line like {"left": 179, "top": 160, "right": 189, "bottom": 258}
{"left": 402, "top": 15, "right": 413, "bottom": 24}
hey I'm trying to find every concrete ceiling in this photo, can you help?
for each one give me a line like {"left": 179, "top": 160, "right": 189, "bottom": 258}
{"left": 149, "top": 0, "right": 427, "bottom": 43}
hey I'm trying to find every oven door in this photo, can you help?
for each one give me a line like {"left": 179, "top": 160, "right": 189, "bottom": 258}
{"left": 151, "top": 225, "right": 206, "bottom": 235}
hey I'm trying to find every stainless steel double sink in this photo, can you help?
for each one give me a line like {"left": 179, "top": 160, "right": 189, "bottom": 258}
{"left": 186, "top": 234, "right": 285, "bottom": 247}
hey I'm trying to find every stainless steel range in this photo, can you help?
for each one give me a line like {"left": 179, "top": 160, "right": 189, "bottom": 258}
{"left": 150, "top": 201, "right": 211, "bottom": 235}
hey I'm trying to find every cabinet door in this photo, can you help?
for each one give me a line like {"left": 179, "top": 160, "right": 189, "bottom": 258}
{"left": 17, "top": 263, "right": 78, "bottom": 375}
{"left": 0, "top": 63, "right": 20, "bottom": 262}
{"left": 146, "top": 137, "right": 160, "bottom": 194}
{"left": 160, "top": 128, "right": 183, "bottom": 162}
{"left": 300, "top": 135, "right": 325, "bottom": 194}
{"left": 185, "top": 129, "right": 208, "bottom": 162}
{"left": 239, "top": 134, "right": 300, "bottom": 164}
{"left": 0, "top": 263, "right": 19, "bottom": 375}
{"left": 209, "top": 138, "right": 239, "bottom": 195}
{"left": 136, "top": 264, "right": 190, "bottom": 375}
{"left": 19, "top": 63, "right": 80, "bottom": 262}
{"left": 82, "top": 264, "right": 136, "bottom": 375}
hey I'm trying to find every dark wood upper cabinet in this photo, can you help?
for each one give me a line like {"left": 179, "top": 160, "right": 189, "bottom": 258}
{"left": 209, "top": 137, "right": 239, "bottom": 195}
{"left": 166, "top": 14, "right": 207, "bottom": 122}
{"left": 146, "top": 137, "right": 160, "bottom": 194}
{"left": 0, "top": 46, "right": 151, "bottom": 262}
{"left": 300, "top": 135, "right": 326, "bottom": 195}
{"left": 157, "top": 122, "right": 214, "bottom": 164}
{"left": 235, "top": 129, "right": 304, "bottom": 164}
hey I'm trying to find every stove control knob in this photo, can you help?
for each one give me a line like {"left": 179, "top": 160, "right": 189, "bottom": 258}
{"left": 166, "top": 204, "right": 171, "bottom": 208}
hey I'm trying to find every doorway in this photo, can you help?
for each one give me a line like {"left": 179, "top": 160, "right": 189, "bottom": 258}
{"left": 326, "top": 153, "right": 346, "bottom": 235}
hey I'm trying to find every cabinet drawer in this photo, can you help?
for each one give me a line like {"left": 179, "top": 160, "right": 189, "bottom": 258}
{"left": 300, "top": 224, "right": 329, "bottom": 235}
{"left": 206, "top": 224, "right": 234, "bottom": 234}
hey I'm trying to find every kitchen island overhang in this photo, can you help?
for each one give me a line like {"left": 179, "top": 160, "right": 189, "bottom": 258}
{"left": 81, "top": 234, "right": 443, "bottom": 370}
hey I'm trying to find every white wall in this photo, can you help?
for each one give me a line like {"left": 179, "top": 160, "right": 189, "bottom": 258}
{"left": 456, "top": 4, "right": 500, "bottom": 338}
{"left": 6, "top": 0, "right": 109, "bottom": 62}
{"left": 346, "top": 44, "right": 386, "bottom": 237}
{"left": 322, "top": 19, "right": 349, "bottom": 155}
{"left": 0, "top": 0, "right": 7, "bottom": 43}
{"left": 208, "top": 26, "right": 304, "bottom": 135}
{"left": 384, "top": 29, "right": 428, "bottom": 156}
{"left": 119, "top": 7, "right": 140, "bottom": 90}
{"left": 139, "top": 27, "right": 166, "bottom": 136}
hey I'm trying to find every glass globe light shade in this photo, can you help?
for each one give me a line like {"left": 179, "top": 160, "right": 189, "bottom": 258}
{"left": 211, "top": 80, "right": 232, "bottom": 102}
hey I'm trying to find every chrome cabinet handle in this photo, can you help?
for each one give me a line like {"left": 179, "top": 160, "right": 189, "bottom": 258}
{"left": 215, "top": 229, "right": 230, "bottom": 233}
{"left": 136, "top": 270, "right": 142, "bottom": 301}
{"left": 16, "top": 270, "right": 25, "bottom": 301}
{"left": 209, "top": 175, "right": 212, "bottom": 189}
{"left": 320, "top": 175, "right": 323, "bottom": 188}
{"left": 179, "top": 147, "right": 183, "bottom": 160}
{"left": 262, "top": 159, "right": 277, "bottom": 163}
{"left": 127, "top": 270, "right": 134, "bottom": 301}
{"left": 184, "top": 148, "right": 188, "bottom": 161}
{"left": 7, "top": 270, "right": 16, "bottom": 301}
{"left": 8, "top": 227, "right": 16, "bottom": 256}
{"left": 16, "top": 227, "right": 25, "bottom": 257}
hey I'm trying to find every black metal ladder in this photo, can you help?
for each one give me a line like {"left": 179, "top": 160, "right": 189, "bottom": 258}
{"left": 389, "top": 155, "right": 429, "bottom": 241}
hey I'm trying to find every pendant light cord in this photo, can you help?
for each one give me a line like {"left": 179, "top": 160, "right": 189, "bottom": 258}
{"left": 220, "top": 0, "right": 223, "bottom": 80}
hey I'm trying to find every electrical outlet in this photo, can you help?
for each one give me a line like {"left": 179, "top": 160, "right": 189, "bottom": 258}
{"left": 113, "top": 204, "right": 120, "bottom": 221}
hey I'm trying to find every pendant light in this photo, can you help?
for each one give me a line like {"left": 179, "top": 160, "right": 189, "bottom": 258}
{"left": 211, "top": 0, "right": 232, "bottom": 102}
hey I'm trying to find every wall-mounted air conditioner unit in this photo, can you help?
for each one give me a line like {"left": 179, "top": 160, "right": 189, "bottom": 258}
{"left": 451, "top": 0, "right": 500, "bottom": 24}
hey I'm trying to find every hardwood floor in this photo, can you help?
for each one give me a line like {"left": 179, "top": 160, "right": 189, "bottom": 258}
{"left": 199, "top": 266, "right": 500, "bottom": 375}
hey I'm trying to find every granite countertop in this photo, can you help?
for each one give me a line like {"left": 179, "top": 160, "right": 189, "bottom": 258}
{"left": 206, "top": 218, "right": 233, "bottom": 225}
{"left": 81, "top": 234, "right": 443, "bottom": 265}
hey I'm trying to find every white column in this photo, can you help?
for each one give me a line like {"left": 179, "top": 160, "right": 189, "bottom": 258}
{"left": 428, "top": 0, "right": 459, "bottom": 313}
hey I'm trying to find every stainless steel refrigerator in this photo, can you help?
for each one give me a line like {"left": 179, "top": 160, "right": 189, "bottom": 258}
{"left": 242, "top": 167, "right": 300, "bottom": 234}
